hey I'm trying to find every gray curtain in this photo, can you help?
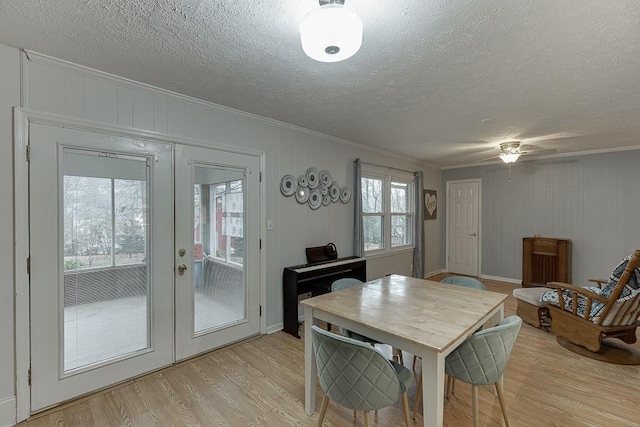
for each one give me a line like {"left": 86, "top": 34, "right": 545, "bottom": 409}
{"left": 353, "top": 159, "right": 364, "bottom": 257}
{"left": 412, "top": 171, "right": 425, "bottom": 278}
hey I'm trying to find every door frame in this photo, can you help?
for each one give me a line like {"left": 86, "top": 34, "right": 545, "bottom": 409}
{"left": 445, "top": 178, "right": 482, "bottom": 276}
{"left": 14, "top": 108, "right": 267, "bottom": 422}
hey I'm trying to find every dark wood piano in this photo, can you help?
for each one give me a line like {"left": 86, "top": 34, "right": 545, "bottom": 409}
{"left": 282, "top": 256, "right": 366, "bottom": 338}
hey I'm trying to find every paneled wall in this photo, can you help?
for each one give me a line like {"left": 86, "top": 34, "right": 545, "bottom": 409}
{"left": 442, "top": 151, "right": 640, "bottom": 285}
{"left": 19, "top": 50, "right": 443, "bottom": 328}
{"left": 0, "top": 45, "right": 442, "bottom": 421}
{"left": 0, "top": 44, "right": 20, "bottom": 425}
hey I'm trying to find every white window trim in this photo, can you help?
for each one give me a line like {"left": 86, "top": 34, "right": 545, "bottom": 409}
{"left": 361, "top": 165, "right": 415, "bottom": 256}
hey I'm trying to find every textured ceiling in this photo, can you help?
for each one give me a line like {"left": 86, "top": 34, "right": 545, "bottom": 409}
{"left": 1, "top": 0, "right": 640, "bottom": 167}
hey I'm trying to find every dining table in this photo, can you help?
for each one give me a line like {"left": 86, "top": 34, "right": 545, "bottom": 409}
{"left": 301, "top": 274, "right": 508, "bottom": 427}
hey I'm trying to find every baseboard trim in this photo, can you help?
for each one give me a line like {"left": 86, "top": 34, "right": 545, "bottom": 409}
{"left": 479, "top": 274, "right": 521, "bottom": 285}
{"left": 267, "top": 322, "right": 284, "bottom": 335}
{"left": 424, "top": 268, "right": 445, "bottom": 278}
{"left": 0, "top": 395, "right": 16, "bottom": 427}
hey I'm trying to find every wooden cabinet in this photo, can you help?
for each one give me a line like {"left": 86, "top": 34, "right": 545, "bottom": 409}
{"left": 522, "top": 237, "right": 571, "bottom": 288}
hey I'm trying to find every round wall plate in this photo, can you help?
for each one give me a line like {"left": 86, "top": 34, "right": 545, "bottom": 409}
{"left": 306, "top": 167, "right": 319, "bottom": 189}
{"left": 329, "top": 182, "right": 340, "bottom": 202}
{"left": 319, "top": 170, "right": 332, "bottom": 186}
{"left": 298, "top": 175, "right": 308, "bottom": 187}
{"left": 295, "top": 186, "right": 310, "bottom": 203}
{"left": 322, "top": 194, "right": 331, "bottom": 206}
{"left": 309, "top": 188, "right": 322, "bottom": 209}
{"left": 280, "top": 174, "right": 296, "bottom": 196}
{"left": 340, "top": 187, "right": 351, "bottom": 203}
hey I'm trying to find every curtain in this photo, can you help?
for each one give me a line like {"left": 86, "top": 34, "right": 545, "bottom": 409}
{"left": 353, "top": 159, "right": 364, "bottom": 257}
{"left": 412, "top": 171, "right": 425, "bottom": 278}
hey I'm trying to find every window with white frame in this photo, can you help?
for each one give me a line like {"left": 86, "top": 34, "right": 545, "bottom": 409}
{"left": 361, "top": 166, "right": 414, "bottom": 254}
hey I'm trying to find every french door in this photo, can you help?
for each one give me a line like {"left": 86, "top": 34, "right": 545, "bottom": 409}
{"left": 28, "top": 122, "right": 260, "bottom": 412}
{"left": 174, "top": 145, "right": 260, "bottom": 360}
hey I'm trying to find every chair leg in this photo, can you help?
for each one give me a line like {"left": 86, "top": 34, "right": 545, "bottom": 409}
{"left": 317, "top": 395, "right": 330, "bottom": 427}
{"left": 472, "top": 385, "right": 479, "bottom": 427}
{"left": 393, "top": 347, "right": 404, "bottom": 364}
{"left": 495, "top": 381, "right": 510, "bottom": 427}
{"left": 364, "top": 410, "right": 371, "bottom": 427}
{"left": 412, "top": 355, "right": 417, "bottom": 370}
{"left": 413, "top": 374, "right": 422, "bottom": 420}
{"left": 401, "top": 392, "right": 411, "bottom": 427}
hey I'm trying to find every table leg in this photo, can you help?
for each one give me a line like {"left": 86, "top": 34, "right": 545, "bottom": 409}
{"left": 304, "top": 307, "right": 316, "bottom": 416}
{"left": 490, "top": 305, "right": 505, "bottom": 394}
{"left": 421, "top": 350, "right": 445, "bottom": 427}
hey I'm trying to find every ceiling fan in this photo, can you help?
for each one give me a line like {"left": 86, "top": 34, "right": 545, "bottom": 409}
{"left": 474, "top": 141, "right": 556, "bottom": 164}
{"left": 498, "top": 141, "right": 524, "bottom": 163}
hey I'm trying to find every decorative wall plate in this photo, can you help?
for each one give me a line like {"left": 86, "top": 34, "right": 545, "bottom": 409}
{"left": 329, "top": 183, "right": 340, "bottom": 202}
{"left": 308, "top": 189, "right": 322, "bottom": 209}
{"left": 298, "top": 175, "right": 308, "bottom": 187}
{"left": 280, "top": 174, "right": 296, "bottom": 196}
{"left": 319, "top": 170, "right": 332, "bottom": 186}
{"left": 295, "top": 186, "right": 310, "bottom": 203}
{"left": 306, "top": 167, "right": 319, "bottom": 189}
{"left": 340, "top": 187, "right": 351, "bottom": 203}
{"left": 322, "top": 194, "right": 331, "bottom": 206}
{"left": 320, "top": 184, "right": 328, "bottom": 195}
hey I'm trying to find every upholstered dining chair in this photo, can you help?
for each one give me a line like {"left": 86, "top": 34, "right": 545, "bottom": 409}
{"left": 413, "top": 315, "right": 522, "bottom": 424}
{"left": 440, "top": 276, "right": 486, "bottom": 290}
{"left": 311, "top": 325, "right": 413, "bottom": 427}
{"left": 331, "top": 278, "right": 404, "bottom": 363}
{"left": 436, "top": 316, "right": 524, "bottom": 426}
{"left": 412, "top": 276, "right": 487, "bottom": 370}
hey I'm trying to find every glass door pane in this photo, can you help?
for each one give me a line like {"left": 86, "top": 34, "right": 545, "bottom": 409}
{"left": 193, "top": 166, "right": 246, "bottom": 333}
{"left": 62, "top": 149, "right": 149, "bottom": 371}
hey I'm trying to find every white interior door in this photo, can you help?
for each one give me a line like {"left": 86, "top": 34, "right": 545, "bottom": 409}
{"left": 174, "top": 145, "right": 261, "bottom": 361}
{"left": 29, "top": 124, "right": 174, "bottom": 412}
{"left": 447, "top": 180, "right": 480, "bottom": 276}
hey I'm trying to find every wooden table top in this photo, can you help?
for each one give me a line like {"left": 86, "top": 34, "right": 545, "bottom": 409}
{"left": 301, "top": 274, "right": 508, "bottom": 353}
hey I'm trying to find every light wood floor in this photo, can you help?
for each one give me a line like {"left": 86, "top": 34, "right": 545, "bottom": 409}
{"left": 20, "top": 274, "right": 640, "bottom": 426}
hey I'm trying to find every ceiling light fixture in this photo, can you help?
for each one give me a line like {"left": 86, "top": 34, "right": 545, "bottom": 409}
{"left": 300, "top": 0, "right": 363, "bottom": 63}
{"left": 499, "top": 152, "right": 521, "bottom": 163}
{"left": 499, "top": 141, "right": 522, "bottom": 163}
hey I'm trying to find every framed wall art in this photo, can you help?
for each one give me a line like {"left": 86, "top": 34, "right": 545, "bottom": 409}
{"left": 424, "top": 189, "right": 437, "bottom": 220}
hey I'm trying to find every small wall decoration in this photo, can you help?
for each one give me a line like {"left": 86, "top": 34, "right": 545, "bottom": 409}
{"left": 424, "top": 189, "right": 437, "bottom": 220}
{"left": 280, "top": 167, "right": 350, "bottom": 210}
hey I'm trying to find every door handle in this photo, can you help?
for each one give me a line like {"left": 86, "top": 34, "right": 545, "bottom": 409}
{"left": 469, "top": 232, "right": 478, "bottom": 237}
{"left": 177, "top": 264, "right": 188, "bottom": 273}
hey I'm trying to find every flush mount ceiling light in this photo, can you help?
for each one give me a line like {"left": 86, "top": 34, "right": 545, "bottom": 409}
{"left": 300, "top": 0, "right": 363, "bottom": 63}
{"left": 499, "top": 142, "right": 522, "bottom": 163}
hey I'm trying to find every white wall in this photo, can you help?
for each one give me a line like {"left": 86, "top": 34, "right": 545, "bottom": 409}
{"left": 0, "top": 44, "right": 20, "bottom": 426}
{"left": 0, "top": 44, "right": 443, "bottom": 423}
{"left": 442, "top": 152, "right": 640, "bottom": 285}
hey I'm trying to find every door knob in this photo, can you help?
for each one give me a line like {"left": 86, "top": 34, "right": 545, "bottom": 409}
{"left": 178, "top": 248, "right": 186, "bottom": 257}
{"left": 470, "top": 232, "right": 478, "bottom": 237}
{"left": 177, "top": 264, "right": 188, "bottom": 273}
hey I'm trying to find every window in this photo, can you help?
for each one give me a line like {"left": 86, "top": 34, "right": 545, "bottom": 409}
{"left": 63, "top": 150, "right": 148, "bottom": 271}
{"left": 361, "top": 166, "right": 414, "bottom": 254}
{"left": 195, "top": 178, "right": 244, "bottom": 266}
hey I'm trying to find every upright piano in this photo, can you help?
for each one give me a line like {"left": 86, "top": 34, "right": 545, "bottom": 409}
{"left": 282, "top": 256, "right": 366, "bottom": 338}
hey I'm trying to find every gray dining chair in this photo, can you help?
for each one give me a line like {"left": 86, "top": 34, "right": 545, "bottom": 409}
{"left": 412, "top": 276, "right": 487, "bottom": 369}
{"left": 332, "top": 278, "right": 404, "bottom": 363}
{"left": 311, "top": 325, "right": 413, "bottom": 427}
{"left": 413, "top": 315, "right": 523, "bottom": 426}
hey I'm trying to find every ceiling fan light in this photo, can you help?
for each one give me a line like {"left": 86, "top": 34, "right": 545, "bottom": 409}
{"left": 500, "top": 152, "right": 520, "bottom": 163}
{"left": 300, "top": 4, "right": 363, "bottom": 63}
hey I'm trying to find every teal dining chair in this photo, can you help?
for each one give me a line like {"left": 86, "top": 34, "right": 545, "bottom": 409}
{"left": 412, "top": 276, "right": 487, "bottom": 369}
{"left": 311, "top": 325, "right": 413, "bottom": 427}
{"left": 413, "top": 316, "right": 523, "bottom": 426}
